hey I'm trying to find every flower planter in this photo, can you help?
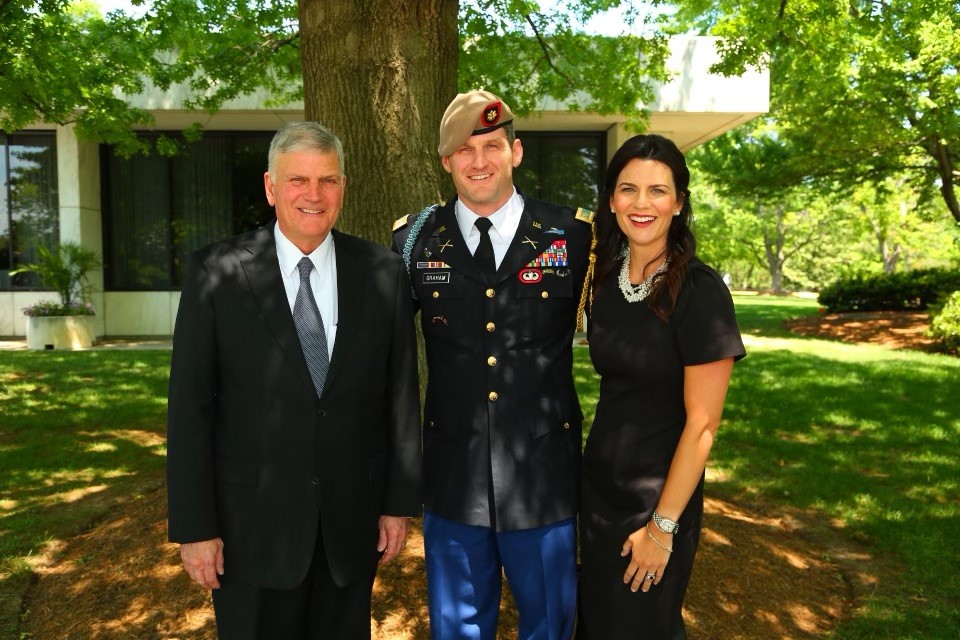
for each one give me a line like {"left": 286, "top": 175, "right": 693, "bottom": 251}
{"left": 26, "top": 315, "right": 96, "bottom": 350}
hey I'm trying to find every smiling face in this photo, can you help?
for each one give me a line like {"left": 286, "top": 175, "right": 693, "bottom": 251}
{"left": 264, "top": 149, "right": 345, "bottom": 254}
{"left": 610, "top": 158, "right": 683, "bottom": 260}
{"left": 441, "top": 128, "right": 523, "bottom": 216}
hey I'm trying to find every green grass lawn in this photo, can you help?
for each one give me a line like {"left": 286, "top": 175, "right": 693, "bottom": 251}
{"left": 575, "top": 294, "right": 960, "bottom": 638}
{"left": 2, "top": 294, "right": 958, "bottom": 639}
{"left": 0, "top": 350, "right": 171, "bottom": 638}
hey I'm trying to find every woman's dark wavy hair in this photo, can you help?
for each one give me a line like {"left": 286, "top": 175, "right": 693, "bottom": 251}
{"left": 591, "top": 134, "right": 696, "bottom": 322}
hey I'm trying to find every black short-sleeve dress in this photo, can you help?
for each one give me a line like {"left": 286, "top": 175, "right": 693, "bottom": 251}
{"left": 579, "top": 258, "right": 746, "bottom": 639}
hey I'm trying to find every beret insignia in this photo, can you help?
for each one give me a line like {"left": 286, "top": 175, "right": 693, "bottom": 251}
{"left": 481, "top": 102, "right": 502, "bottom": 127}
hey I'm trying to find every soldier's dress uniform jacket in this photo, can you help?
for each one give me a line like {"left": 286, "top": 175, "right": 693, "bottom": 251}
{"left": 392, "top": 194, "right": 592, "bottom": 531}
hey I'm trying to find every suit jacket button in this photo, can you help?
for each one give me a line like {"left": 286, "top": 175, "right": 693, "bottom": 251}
{"left": 317, "top": 408, "right": 326, "bottom": 416}
{"left": 432, "top": 291, "right": 440, "bottom": 298}
{"left": 541, "top": 291, "right": 549, "bottom": 299}
{"left": 488, "top": 391, "right": 499, "bottom": 401}
{"left": 486, "top": 322, "right": 495, "bottom": 332}
{"left": 485, "top": 288, "right": 495, "bottom": 298}
{"left": 487, "top": 356, "right": 497, "bottom": 366}
{"left": 312, "top": 476, "right": 321, "bottom": 485}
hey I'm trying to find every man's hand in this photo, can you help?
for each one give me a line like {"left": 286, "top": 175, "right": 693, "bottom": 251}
{"left": 377, "top": 516, "right": 410, "bottom": 564}
{"left": 180, "top": 538, "right": 225, "bottom": 589}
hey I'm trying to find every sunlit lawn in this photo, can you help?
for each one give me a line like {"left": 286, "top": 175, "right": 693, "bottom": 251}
{"left": 0, "top": 350, "right": 171, "bottom": 637}
{"left": 575, "top": 293, "right": 960, "bottom": 638}
{"left": 2, "top": 293, "right": 959, "bottom": 638}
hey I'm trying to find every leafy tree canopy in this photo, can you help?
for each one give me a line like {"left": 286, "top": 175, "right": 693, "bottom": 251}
{"left": 1, "top": 0, "right": 671, "bottom": 155}
{"left": 669, "top": 0, "right": 960, "bottom": 223}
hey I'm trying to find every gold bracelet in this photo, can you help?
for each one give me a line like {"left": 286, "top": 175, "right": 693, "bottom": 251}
{"left": 646, "top": 525, "right": 673, "bottom": 553}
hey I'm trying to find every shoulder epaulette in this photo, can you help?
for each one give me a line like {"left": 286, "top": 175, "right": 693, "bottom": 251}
{"left": 392, "top": 214, "right": 411, "bottom": 232}
{"left": 575, "top": 207, "right": 595, "bottom": 224}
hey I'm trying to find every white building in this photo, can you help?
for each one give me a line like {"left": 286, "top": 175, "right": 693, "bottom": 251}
{"left": 0, "top": 36, "right": 767, "bottom": 337}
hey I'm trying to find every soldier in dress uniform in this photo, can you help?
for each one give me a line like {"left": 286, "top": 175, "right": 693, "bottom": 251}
{"left": 391, "top": 90, "right": 593, "bottom": 640}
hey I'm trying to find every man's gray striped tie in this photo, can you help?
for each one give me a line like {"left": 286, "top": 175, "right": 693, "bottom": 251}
{"left": 293, "top": 257, "right": 329, "bottom": 398}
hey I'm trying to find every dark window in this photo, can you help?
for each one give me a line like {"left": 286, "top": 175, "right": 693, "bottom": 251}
{"left": 513, "top": 132, "right": 604, "bottom": 211}
{"left": 102, "top": 133, "right": 275, "bottom": 290}
{"left": 0, "top": 132, "right": 59, "bottom": 289}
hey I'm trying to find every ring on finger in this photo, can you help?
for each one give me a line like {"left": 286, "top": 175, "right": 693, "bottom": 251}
{"left": 645, "top": 572, "right": 657, "bottom": 580}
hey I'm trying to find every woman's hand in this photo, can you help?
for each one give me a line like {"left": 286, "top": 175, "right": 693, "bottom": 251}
{"left": 621, "top": 525, "right": 672, "bottom": 593}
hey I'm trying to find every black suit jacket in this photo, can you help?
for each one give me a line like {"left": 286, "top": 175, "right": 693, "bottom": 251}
{"left": 392, "top": 195, "right": 591, "bottom": 531}
{"left": 167, "top": 224, "right": 421, "bottom": 589}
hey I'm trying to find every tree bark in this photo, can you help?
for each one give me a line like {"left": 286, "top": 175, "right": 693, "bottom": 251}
{"left": 928, "top": 138, "right": 960, "bottom": 225}
{"left": 298, "top": 0, "right": 459, "bottom": 245}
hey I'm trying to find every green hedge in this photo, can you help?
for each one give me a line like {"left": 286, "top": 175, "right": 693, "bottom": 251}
{"left": 818, "top": 269, "right": 960, "bottom": 312}
{"left": 928, "top": 291, "right": 960, "bottom": 352}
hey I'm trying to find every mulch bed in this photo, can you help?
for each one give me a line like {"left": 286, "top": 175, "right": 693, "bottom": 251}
{"left": 783, "top": 310, "right": 936, "bottom": 351}
{"left": 25, "top": 310, "right": 935, "bottom": 639}
{"left": 22, "top": 492, "right": 859, "bottom": 639}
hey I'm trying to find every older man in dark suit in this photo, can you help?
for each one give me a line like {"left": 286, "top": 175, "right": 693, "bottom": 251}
{"left": 167, "top": 121, "right": 421, "bottom": 639}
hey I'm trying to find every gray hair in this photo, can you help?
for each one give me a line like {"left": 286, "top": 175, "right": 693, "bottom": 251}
{"left": 267, "top": 121, "right": 345, "bottom": 179}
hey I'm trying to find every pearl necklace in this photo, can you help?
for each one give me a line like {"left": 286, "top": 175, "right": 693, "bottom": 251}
{"left": 618, "top": 252, "right": 669, "bottom": 303}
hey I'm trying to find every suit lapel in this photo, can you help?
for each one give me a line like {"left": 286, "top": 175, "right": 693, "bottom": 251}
{"left": 494, "top": 198, "right": 551, "bottom": 284}
{"left": 323, "top": 229, "right": 365, "bottom": 394}
{"left": 239, "top": 223, "right": 315, "bottom": 396}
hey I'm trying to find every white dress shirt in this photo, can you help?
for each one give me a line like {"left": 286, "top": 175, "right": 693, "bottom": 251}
{"left": 275, "top": 226, "right": 338, "bottom": 360}
{"left": 455, "top": 188, "right": 524, "bottom": 270}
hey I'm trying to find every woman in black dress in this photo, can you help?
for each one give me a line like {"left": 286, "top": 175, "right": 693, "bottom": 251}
{"left": 578, "top": 134, "right": 746, "bottom": 639}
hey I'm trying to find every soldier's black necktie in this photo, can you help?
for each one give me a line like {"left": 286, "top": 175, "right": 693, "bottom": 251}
{"left": 474, "top": 217, "right": 496, "bottom": 280}
{"left": 293, "top": 257, "right": 329, "bottom": 398}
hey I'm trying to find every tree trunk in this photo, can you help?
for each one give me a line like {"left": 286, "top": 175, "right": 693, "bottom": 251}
{"left": 928, "top": 138, "right": 960, "bottom": 224}
{"left": 298, "top": 0, "right": 459, "bottom": 246}
{"left": 760, "top": 200, "right": 786, "bottom": 294}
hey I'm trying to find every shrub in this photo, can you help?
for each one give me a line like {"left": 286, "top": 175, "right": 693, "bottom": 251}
{"left": 11, "top": 242, "right": 101, "bottom": 316}
{"left": 818, "top": 269, "right": 960, "bottom": 312}
{"left": 928, "top": 291, "right": 960, "bottom": 352}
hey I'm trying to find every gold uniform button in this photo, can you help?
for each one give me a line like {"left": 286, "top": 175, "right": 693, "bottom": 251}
{"left": 486, "top": 288, "right": 495, "bottom": 298}
{"left": 563, "top": 422, "right": 571, "bottom": 430}
{"left": 432, "top": 291, "right": 440, "bottom": 298}
{"left": 541, "top": 291, "right": 549, "bottom": 299}
{"left": 486, "top": 322, "right": 496, "bottom": 332}
{"left": 488, "top": 391, "right": 499, "bottom": 402}
{"left": 487, "top": 356, "right": 497, "bottom": 366}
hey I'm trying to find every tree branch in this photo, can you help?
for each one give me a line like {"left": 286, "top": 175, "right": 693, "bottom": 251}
{"left": 263, "top": 32, "right": 299, "bottom": 54}
{"left": 524, "top": 14, "right": 574, "bottom": 88}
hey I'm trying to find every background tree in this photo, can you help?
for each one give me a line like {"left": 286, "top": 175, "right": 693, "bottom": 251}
{"left": 692, "top": 124, "right": 959, "bottom": 291}
{"left": 690, "top": 121, "right": 827, "bottom": 292}
{"left": 669, "top": 0, "right": 960, "bottom": 224}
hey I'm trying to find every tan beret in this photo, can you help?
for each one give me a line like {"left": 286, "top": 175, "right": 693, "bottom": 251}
{"left": 438, "top": 90, "right": 515, "bottom": 157}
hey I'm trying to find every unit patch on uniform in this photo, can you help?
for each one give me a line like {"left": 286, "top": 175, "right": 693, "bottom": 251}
{"left": 423, "top": 272, "right": 451, "bottom": 284}
{"left": 575, "top": 207, "right": 595, "bottom": 223}
{"left": 518, "top": 268, "right": 543, "bottom": 284}
{"left": 527, "top": 239, "right": 568, "bottom": 268}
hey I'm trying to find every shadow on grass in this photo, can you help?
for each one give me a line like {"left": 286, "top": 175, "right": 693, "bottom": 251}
{"left": 716, "top": 346, "right": 960, "bottom": 637}
{"left": 21, "top": 484, "right": 854, "bottom": 640}
{"left": 0, "top": 351, "right": 171, "bottom": 639}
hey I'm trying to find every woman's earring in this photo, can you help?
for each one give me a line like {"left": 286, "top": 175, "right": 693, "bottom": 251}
{"left": 674, "top": 210, "right": 681, "bottom": 217}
